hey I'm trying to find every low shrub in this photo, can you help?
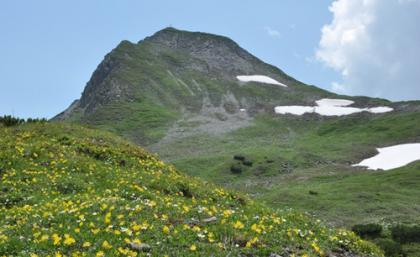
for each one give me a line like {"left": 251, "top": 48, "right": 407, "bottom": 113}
{"left": 176, "top": 182, "right": 193, "bottom": 198}
{"left": 374, "top": 239, "right": 404, "bottom": 257}
{"left": 230, "top": 164, "right": 242, "bottom": 174}
{"left": 233, "top": 155, "right": 245, "bottom": 161}
{"left": 243, "top": 160, "right": 253, "bottom": 167}
{"left": 0, "top": 115, "right": 47, "bottom": 127}
{"left": 352, "top": 223, "right": 383, "bottom": 238}
{"left": 391, "top": 224, "right": 420, "bottom": 243}
{"left": 0, "top": 115, "right": 24, "bottom": 127}
{"left": 309, "top": 190, "right": 318, "bottom": 195}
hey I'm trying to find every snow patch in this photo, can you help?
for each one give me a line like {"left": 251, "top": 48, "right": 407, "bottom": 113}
{"left": 237, "top": 75, "right": 287, "bottom": 87}
{"left": 353, "top": 143, "right": 420, "bottom": 170}
{"left": 274, "top": 98, "right": 393, "bottom": 116}
{"left": 315, "top": 98, "right": 354, "bottom": 107}
{"left": 367, "top": 106, "right": 394, "bottom": 113}
{"left": 274, "top": 106, "right": 314, "bottom": 116}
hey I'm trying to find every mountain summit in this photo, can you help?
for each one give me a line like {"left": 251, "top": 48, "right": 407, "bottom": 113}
{"left": 55, "top": 27, "right": 342, "bottom": 145}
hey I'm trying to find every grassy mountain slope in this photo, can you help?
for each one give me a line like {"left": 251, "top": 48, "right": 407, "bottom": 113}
{"left": 0, "top": 122, "right": 382, "bottom": 256}
{"left": 55, "top": 28, "right": 388, "bottom": 145}
{"left": 163, "top": 111, "right": 420, "bottom": 227}
{"left": 54, "top": 27, "right": 420, "bottom": 234}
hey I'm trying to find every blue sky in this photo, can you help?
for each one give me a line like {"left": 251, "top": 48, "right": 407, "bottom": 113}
{"left": 1, "top": 0, "right": 419, "bottom": 118}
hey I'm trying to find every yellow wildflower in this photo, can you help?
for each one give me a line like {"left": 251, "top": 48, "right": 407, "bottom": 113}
{"left": 63, "top": 234, "right": 76, "bottom": 245}
{"left": 104, "top": 212, "right": 112, "bottom": 224}
{"left": 102, "top": 240, "right": 112, "bottom": 249}
{"left": 251, "top": 223, "right": 262, "bottom": 233}
{"left": 132, "top": 224, "right": 141, "bottom": 231}
{"left": 163, "top": 225, "right": 170, "bottom": 234}
{"left": 40, "top": 234, "right": 49, "bottom": 242}
{"left": 233, "top": 220, "right": 244, "bottom": 229}
{"left": 83, "top": 241, "right": 91, "bottom": 248}
{"left": 223, "top": 209, "right": 233, "bottom": 217}
{"left": 52, "top": 233, "right": 61, "bottom": 245}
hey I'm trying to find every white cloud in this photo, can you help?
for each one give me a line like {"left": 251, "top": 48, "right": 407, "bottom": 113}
{"left": 316, "top": 0, "right": 420, "bottom": 100}
{"left": 264, "top": 26, "right": 281, "bottom": 38}
{"left": 331, "top": 81, "right": 347, "bottom": 94}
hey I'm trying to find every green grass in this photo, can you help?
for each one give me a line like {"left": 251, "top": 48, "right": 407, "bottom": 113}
{"left": 81, "top": 100, "right": 179, "bottom": 145}
{"left": 0, "top": 122, "right": 382, "bottom": 256}
{"left": 155, "top": 111, "right": 420, "bottom": 229}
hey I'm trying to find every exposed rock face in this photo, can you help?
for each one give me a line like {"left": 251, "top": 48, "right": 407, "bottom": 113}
{"left": 76, "top": 41, "right": 137, "bottom": 114}
{"left": 144, "top": 27, "right": 284, "bottom": 78}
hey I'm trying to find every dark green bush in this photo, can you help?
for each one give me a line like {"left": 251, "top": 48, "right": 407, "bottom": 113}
{"left": 0, "top": 115, "right": 47, "bottom": 127}
{"left": 0, "top": 115, "right": 24, "bottom": 126}
{"left": 374, "top": 239, "right": 404, "bottom": 257}
{"left": 309, "top": 190, "right": 318, "bottom": 195}
{"left": 233, "top": 155, "right": 245, "bottom": 161}
{"left": 176, "top": 182, "right": 193, "bottom": 198}
{"left": 242, "top": 160, "right": 253, "bottom": 167}
{"left": 391, "top": 224, "right": 420, "bottom": 243}
{"left": 230, "top": 164, "right": 242, "bottom": 174}
{"left": 26, "top": 118, "right": 47, "bottom": 123}
{"left": 352, "top": 223, "right": 383, "bottom": 238}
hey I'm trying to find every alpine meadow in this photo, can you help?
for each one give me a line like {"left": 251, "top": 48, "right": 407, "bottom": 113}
{"left": 1, "top": 3, "right": 420, "bottom": 257}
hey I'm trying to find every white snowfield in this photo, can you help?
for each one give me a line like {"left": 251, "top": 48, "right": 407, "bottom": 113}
{"left": 353, "top": 143, "right": 420, "bottom": 170}
{"left": 315, "top": 98, "right": 354, "bottom": 107}
{"left": 236, "top": 75, "right": 287, "bottom": 87}
{"left": 274, "top": 98, "right": 393, "bottom": 116}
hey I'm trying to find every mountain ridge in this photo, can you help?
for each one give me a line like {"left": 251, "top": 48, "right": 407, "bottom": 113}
{"left": 55, "top": 27, "right": 397, "bottom": 146}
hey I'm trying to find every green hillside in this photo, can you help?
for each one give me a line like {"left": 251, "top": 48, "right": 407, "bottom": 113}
{"left": 54, "top": 27, "right": 420, "bottom": 229}
{"left": 52, "top": 28, "right": 420, "bottom": 256}
{"left": 0, "top": 122, "right": 382, "bottom": 256}
{"left": 163, "top": 111, "right": 420, "bottom": 226}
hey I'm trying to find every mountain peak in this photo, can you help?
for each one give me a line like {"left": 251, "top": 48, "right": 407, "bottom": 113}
{"left": 55, "top": 28, "right": 317, "bottom": 144}
{"left": 144, "top": 27, "right": 240, "bottom": 51}
{"left": 141, "top": 27, "right": 289, "bottom": 80}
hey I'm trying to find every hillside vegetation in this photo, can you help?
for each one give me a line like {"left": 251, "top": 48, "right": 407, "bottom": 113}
{"left": 51, "top": 28, "right": 420, "bottom": 256}
{"left": 164, "top": 111, "right": 420, "bottom": 226}
{"left": 0, "top": 123, "right": 382, "bottom": 256}
{"left": 52, "top": 28, "right": 420, "bottom": 229}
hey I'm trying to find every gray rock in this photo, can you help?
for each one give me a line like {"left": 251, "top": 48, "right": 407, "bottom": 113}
{"left": 127, "top": 242, "right": 151, "bottom": 252}
{"left": 202, "top": 216, "right": 217, "bottom": 223}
